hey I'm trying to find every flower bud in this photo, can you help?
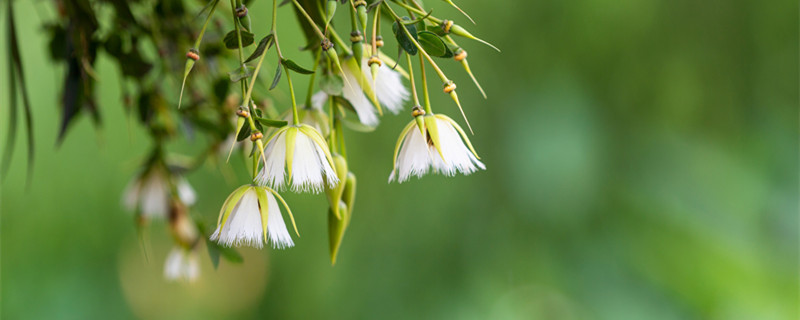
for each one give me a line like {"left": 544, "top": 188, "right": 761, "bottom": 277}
{"left": 325, "top": 0, "right": 337, "bottom": 26}
{"left": 326, "top": 153, "right": 349, "bottom": 220}
{"left": 368, "top": 56, "right": 381, "bottom": 81}
{"left": 351, "top": 31, "right": 364, "bottom": 68}
{"left": 355, "top": 0, "right": 368, "bottom": 32}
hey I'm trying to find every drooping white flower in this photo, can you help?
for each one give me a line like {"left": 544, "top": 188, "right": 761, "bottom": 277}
{"left": 361, "top": 57, "right": 409, "bottom": 114}
{"left": 210, "top": 185, "right": 297, "bottom": 249}
{"left": 389, "top": 113, "right": 485, "bottom": 183}
{"left": 311, "top": 57, "right": 409, "bottom": 126}
{"left": 164, "top": 247, "right": 200, "bottom": 282}
{"left": 255, "top": 124, "right": 338, "bottom": 193}
{"left": 122, "top": 167, "right": 196, "bottom": 219}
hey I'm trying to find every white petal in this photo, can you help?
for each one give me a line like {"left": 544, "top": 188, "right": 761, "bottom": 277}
{"left": 434, "top": 118, "right": 485, "bottom": 175}
{"left": 265, "top": 192, "right": 294, "bottom": 249}
{"left": 211, "top": 189, "right": 264, "bottom": 248}
{"left": 361, "top": 58, "right": 409, "bottom": 114}
{"left": 392, "top": 128, "right": 434, "bottom": 183}
{"left": 342, "top": 64, "right": 379, "bottom": 126}
{"left": 163, "top": 248, "right": 184, "bottom": 281}
{"left": 121, "top": 176, "right": 141, "bottom": 211}
{"left": 311, "top": 91, "right": 328, "bottom": 110}
{"left": 139, "top": 171, "right": 169, "bottom": 218}
{"left": 176, "top": 178, "right": 197, "bottom": 206}
{"left": 256, "top": 130, "right": 287, "bottom": 189}
{"left": 290, "top": 132, "right": 326, "bottom": 192}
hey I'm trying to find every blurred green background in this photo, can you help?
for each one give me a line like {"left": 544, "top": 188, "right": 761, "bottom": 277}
{"left": 1, "top": 0, "right": 798, "bottom": 319}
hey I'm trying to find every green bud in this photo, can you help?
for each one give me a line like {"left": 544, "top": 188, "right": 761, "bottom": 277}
{"left": 356, "top": 4, "right": 368, "bottom": 33}
{"left": 342, "top": 172, "right": 356, "bottom": 217}
{"left": 352, "top": 41, "right": 363, "bottom": 69}
{"left": 328, "top": 201, "right": 349, "bottom": 265}
{"left": 326, "top": 153, "right": 349, "bottom": 220}
{"left": 325, "top": 0, "right": 337, "bottom": 27}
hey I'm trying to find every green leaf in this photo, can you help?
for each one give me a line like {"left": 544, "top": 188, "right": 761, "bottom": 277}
{"left": 236, "top": 122, "right": 252, "bottom": 141}
{"left": 319, "top": 73, "right": 343, "bottom": 96}
{"left": 244, "top": 34, "right": 274, "bottom": 63}
{"left": 223, "top": 29, "right": 255, "bottom": 49}
{"left": 392, "top": 17, "right": 418, "bottom": 56}
{"left": 256, "top": 117, "right": 288, "bottom": 128}
{"left": 228, "top": 65, "right": 253, "bottom": 82}
{"left": 281, "top": 58, "right": 314, "bottom": 74}
{"left": 206, "top": 240, "right": 221, "bottom": 269}
{"left": 270, "top": 61, "right": 282, "bottom": 90}
{"left": 417, "top": 31, "right": 453, "bottom": 58}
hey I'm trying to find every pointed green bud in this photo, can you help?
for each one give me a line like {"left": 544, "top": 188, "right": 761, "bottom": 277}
{"left": 368, "top": 56, "right": 381, "bottom": 82}
{"left": 342, "top": 172, "right": 356, "bottom": 217}
{"left": 325, "top": 0, "right": 337, "bottom": 27}
{"left": 326, "top": 153, "right": 348, "bottom": 220}
{"left": 449, "top": 24, "right": 500, "bottom": 52}
{"left": 178, "top": 52, "right": 198, "bottom": 109}
{"left": 328, "top": 201, "right": 349, "bottom": 265}
{"left": 412, "top": 106, "right": 426, "bottom": 136}
{"left": 355, "top": 1, "right": 368, "bottom": 32}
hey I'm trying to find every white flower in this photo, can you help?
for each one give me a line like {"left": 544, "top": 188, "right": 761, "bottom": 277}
{"left": 122, "top": 167, "right": 196, "bottom": 219}
{"left": 210, "top": 185, "right": 297, "bottom": 249}
{"left": 311, "top": 57, "right": 409, "bottom": 126}
{"left": 362, "top": 57, "right": 409, "bottom": 114}
{"left": 389, "top": 113, "right": 485, "bottom": 183}
{"left": 164, "top": 247, "right": 200, "bottom": 282}
{"left": 256, "top": 124, "right": 338, "bottom": 193}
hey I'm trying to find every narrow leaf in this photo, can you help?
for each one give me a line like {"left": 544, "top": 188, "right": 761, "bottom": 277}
{"left": 281, "top": 58, "right": 314, "bottom": 74}
{"left": 244, "top": 34, "right": 274, "bottom": 63}
{"left": 256, "top": 117, "right": 288, "bottom": 128}
{"left": 269, "top": 61, "right": 282, "bottom": 90}
{"left": 223, "top": 29, "right": 255, "bottom": 49}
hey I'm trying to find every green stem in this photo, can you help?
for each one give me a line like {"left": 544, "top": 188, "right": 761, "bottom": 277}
{"left": 194, "top": 0, "right": 221, "bottom": 49}
{"left": 305, "top": 49, "right": 323, "bottom": 107}
{"left": 292, "top": 0, "right": 327, "bottom": 40}
{"left": 419, "top": 54, "right": 432, "bottom": 113}
{"left": 284, "top": 64, "right": 300, "bottom": 125}
{"left": 406, "top": 53, "right": 420, "bottom": 107}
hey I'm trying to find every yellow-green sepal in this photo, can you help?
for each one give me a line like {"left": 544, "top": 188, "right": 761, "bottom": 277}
{"left": 218, "top": 185, "right": 251, "bottom": 232}
{"left": 356, "top": 4, "right": 368, "bottom": 33}
{"left": 254, "top": 187, "right": 270, "bottom": 244}
{"left": 284, "top": 126, "right": 299, "bottom": 179}
{"left": 424, "top": 115, "right": 445, "bottom": 161}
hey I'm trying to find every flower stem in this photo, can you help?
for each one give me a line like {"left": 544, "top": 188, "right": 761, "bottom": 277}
{"left": 284, "top": 64, "right": 300, "bottom": 126}
{"left": 419, "top": 54, "right": 432, "bottom": 114}
{"left": 405, "top": 53, "right": 420, "bottom": 107}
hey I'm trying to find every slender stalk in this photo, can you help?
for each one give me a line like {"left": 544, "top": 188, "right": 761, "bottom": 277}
{"left": 194, "top": 0, "right": 221, "bottom": 49}
{"left": 292, "top": 0, "right": 327, "bottom": 40}
{"left": 305, "top": 49, "right": 323, "bottom": 107}
{"left": 405, "top": 53, "right": 420, "bottom": 107}
{"left": 284, "top": 64, "right": 300, "bottom": 126}
{"left": 419, "top": 54, "right": 431, "bottom": 113}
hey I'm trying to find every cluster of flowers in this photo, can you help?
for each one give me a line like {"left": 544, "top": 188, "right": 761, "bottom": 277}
{"left": 122, "top": 0, "right": 494, "bottom": 282}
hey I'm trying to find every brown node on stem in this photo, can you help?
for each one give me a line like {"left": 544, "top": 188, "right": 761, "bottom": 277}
{"left": 350, "top": 31, "right": 363, "bottom": 43}
{"left": 321, "top": 38, "right": 334, "bottom": 51}
{"left": 236, "top": 5, "right": 248, "bottom": 18}
{"left": 375, "top": 35, "right": 384, "bottom": 48}
{"left": 443, "top": 81, "right": 457, "bottom": 94}
{"left": 441, "top": 20, "right": 454, "bottom": 34}
{"left": 367, "top": 55, "right": 382, "bottom": 67}
{"left": 236, "top": 109, "right": 250, "bottom": 118}
{"left": 250, "top": 132, "right": 263, "bottom": 141}
{"left": 186, "top": 49, "right": 200, "bottom": 61}
{"left": 454, "top": 49, "right": 467, "bottom": 61}
{"left": 412, "top": 106, "right": 426, "bottom": 117}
